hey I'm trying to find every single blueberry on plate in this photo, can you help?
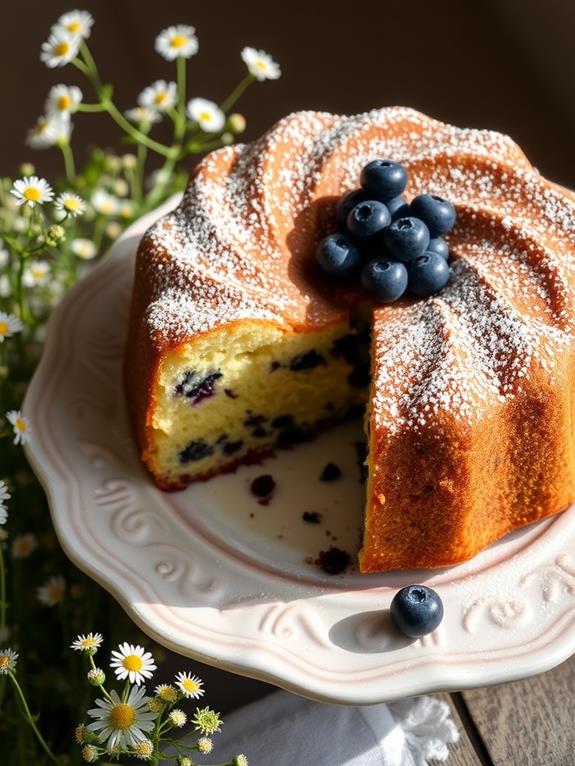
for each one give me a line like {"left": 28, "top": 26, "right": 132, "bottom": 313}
{"left": 383, "top": 216, "right": 430, "bottom": 262}
{"left": 361, "top": 259, "right": 408, "bottom": 303}
{"left": 336, "top": 188, "right": 368, "bottom": 229}
{"left": 386, "top": 195, "right": 410, "bottom": 221}
{"left": 390, "top": 584, "right": 444, "bottom": 637}
{"left": 408, "top": 252, "right": 450, "bottom": 296}
{"left": 315, "top": 233, "right": 361, "bottom": 278}
{"left": 360, "top": 160, "right": 408, "bottom": 202}
{"left": 426, "top": 237, "right": 449, "bottom": 260}
{"left": 346, "top": 200, "right": 391, "bottom": 242}
{"left": 409, "top": 194, "right": 456, "bottom": 237}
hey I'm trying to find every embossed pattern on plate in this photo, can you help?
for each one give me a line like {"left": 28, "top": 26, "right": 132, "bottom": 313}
{"left": 23, "top": 198, "right": 575, "bottom": 703}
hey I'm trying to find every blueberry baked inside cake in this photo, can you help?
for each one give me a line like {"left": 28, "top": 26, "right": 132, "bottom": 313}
{"left": 125, "top": 106, "right": 575, "bottom": 573}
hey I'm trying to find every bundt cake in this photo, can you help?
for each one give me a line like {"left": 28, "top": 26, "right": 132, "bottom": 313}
{"left": 124, "top": 107, "right": 575, "bottom": 573}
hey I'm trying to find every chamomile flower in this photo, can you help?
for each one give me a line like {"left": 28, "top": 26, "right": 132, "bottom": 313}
{"left": 168, "top": 709, "right": 187, "bottom": 728}
{"left": 55, "top": 10, "right": 94, "bottom": 39}
{"left": 125, "top": 106, "right": 162, "bottom": 125}
{"left": 6, "top": 410, "right": 32, "bottom": 446}
{"left": 197, "top": 738, "right": 213, "bottom": 754}
{"left": 87, "top": 685, "right": 158, "bottom": 750}
{"left": 155, "top": 25, "right": 198, "bottom": 61}
{"left": 71, "top": 632, "right": 104, "bottom": 653}
{"left": 0, "top": 313, "right": 23, "bottom": 343}
{"left": 46, "top": 84, "right": 83, "bottom": 116}
{"left": 91, "top": 189, "right": 120, "bottom": 216}
{"left": 23, "top": 261, "right": 50, "bottom": 287}
{"left": 75, "top": 723, "right": 87, "bottom": 744}
{"left": 241, "top": 47, "right": 281, "bottom": 81}
{"left": 191, "top": 706, "right": 222, "bottom": 735}
{"left": 11, "top": 533, "right": 38, "bottom": 559}
{"left": 26, "top": 115, "right": 66, "bottom": 149}
{"left": 55, "top": 192, "right": 86, "bottom": 218}
{"left": 82, "top": 745, "right": 97, "bottom": 762}
{"left": 37, "top": 574, "right": 66, "bottom": 606}
{"left": 186, "top": 98, "right": 225, "bottom": 133}
{"left": 0, "top": 481, "right": 9, "bottom": 526}
{"left": 175, "top": 671, "right": 204, "bottom": 699}
{"left": 155, "top": 684, "right": 178, "bottom": 704}
{"left": 71, "top": 238, "right": 97, "bottom": 260}
{"left": 41, "top": 29, "right": 81, "bottom": 68}
{"left": 133, "top": 738, "right": 154, "bottom": 760}
{"left": 110, "top": 643, "right": 157, "bottom": 685}
{"left": 138, "top": 80, "right": 177, "bottom": 113}
{"left": 0, "top": 649, "right": 18, "bottom": 674}
{"left": 11, "top": 176, "right": 54, "bottom": 207}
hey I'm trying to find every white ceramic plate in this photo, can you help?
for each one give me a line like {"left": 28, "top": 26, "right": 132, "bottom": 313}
{"left": 24, "top": 198, "right": 575, "bottom": 704}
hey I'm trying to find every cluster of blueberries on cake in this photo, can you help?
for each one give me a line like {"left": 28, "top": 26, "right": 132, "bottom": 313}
{"left": 315, "top": 159, "right": 457, "bottom": 303}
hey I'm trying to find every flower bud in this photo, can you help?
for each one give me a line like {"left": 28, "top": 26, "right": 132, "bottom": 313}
{"left": 105, "top": 221, "right": 122, "bottom": 240}
{"left": 232, "top": 756, "right": 249, "bottom": 766}
{"left": 46, "top": 224, "right": 66, "bottom": 247}
{"left": 87, "top": 667, "right": 105, "bottom": 686}
{"left": 19, "top": 163, "right": 35, "bottom": 177}
{"left": 176, "top": 757, "right": 193, "bottom": 766}
{"left": 104, "top": 155, "right": 122, "bottom": 173}
{"left": 229, "top": 113, "right": 246, "bottom": 134}
{"left": 221, "top": 132, "right": 234, "bottom": 146}
{"left": 197, "top": 737, "right": 213, "bottom": 754}
{"left": 82, "top": 745, "right": 97, "bottom": 762}
{"left": 122, "top": 153, "right": 138, "bottom": 170}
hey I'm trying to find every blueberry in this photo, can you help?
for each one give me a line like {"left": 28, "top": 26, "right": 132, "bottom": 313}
{"left": 390, "top": 585, "right": 444, "bottom": 638}
{"left": 175, "top": 371, "right": 222, "bottom": 405}
{"left": 336, "top": 189, "right": 368, "bottom": 229}
{"left": 178, "top": 440, "right": 214, "bottom": 464}
{"left": 386, "top": 195, "right": 410, "bottom": 221}
{"left": 250, "top": 475, "right": 276, "bottom": 499}
{"left": 271, "top": 414, "right": 295, "bottom": 429}
{"left": 426, "top": 237, "right": 449, "bottom": 260}
{"left": 408, "top": 252, "right": 450, "bottom": 296}
{"left": 289, "top": 350, "right": 325, "bottom": 371}
{"left": 315, "top": 233, "right": 360, "bottom": 279}
{"left": 360, "top": 159, "right": 408, "bottom": 202}
{"left": 383, "top": 217, "right": 430, "bottom": 262}
{"left": 346, "top": 200, "right": 391, "bottom": 243}
{"left": 409, "top": 194, "right": 456, "bottom": 237}
{"left": 361, "top": 259, "right": 408, "bottom": 303}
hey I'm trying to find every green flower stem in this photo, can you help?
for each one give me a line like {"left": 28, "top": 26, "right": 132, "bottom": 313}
{"left": 175, "top": 57, "right": 187, "bottom": 142}
{"left": 92, "top": 216, "right": 107, "bottom": 254}
{"left": 220, "top": 74, "right": 255, "bottom": 113}
{"left": 59, "top": 142, "right": 76, "bottom": 184}
{"left": 80, "top": 42, "right": 103, "bottom": 91}
{"left": 8, "top": 672, "right": 61, "bottom": 766}
{"left": 0, "top": 542, "right": 6, "bottom": 634}
{"left": 133, "top": 136, "right": 148, "bottom": 205}
{"left": 88, "top": 653, "right": 114, "bottom": 702}
{"left": 76, "top": 102, "right": 107, "bottom": 113}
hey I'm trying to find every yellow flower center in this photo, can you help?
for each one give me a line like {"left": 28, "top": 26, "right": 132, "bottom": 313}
{"left": 23, "top": 188, "right": 41, "bottom": 202}
{"left": 54, "top": 41, "right": 70, "bottom": 56}
{"left": 31, "top": 268, "right": 45, "bottom": 279}
{"left": 67, "top": 21, "right": 82, "bottom": 33}
{"left": 64, "top": 198, "right": 80, "bottom": 212}
{"left": 57, "top": 94, "right": 72, "bottom": 111}
{"left": 15, "top": 540, "right": 32, "bottom": 555}
{"left": 256, "top": 60, "right": 267, "bottom": 70}
{"left": 170, "top": 35, "right": 187, "bottom": 48}
{"left": 154, "top": 92, "right": 167, "bottom": 105}
{"left": 0, "top": 322, "right": 8, "bottom": 335}
{"left": 199, "top": 111, "right": 211, "bottom": 123}
{"left": 0, "top": 656, "right": 9, "bottom": 672}
{"left": 35, "top": 120, "right": 48, "bottom": 135}
{"left": 108, "top": 703, "right": 136, "bottom": 730}
{"left": 123, "top": 654, "right": 143, "bottom": 672}
{"left": 158, "top": 686, "right": 177, "bottom": 702}
{"left": 182, "top": 678, "right": 199, "bottom": 693}
{"left": 136, "top": 741, "right": 153, "bottom": 756}
{"left": 15, "top": 418, "right": 27, "bottom": 433}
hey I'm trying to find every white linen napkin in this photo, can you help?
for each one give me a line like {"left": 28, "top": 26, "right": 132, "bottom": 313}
{"left": 199, "top": 690, "right": 459, "bottom": 766}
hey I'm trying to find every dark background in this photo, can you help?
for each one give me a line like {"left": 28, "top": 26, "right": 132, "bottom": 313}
{"left": 2, "top": 0, "right": 575, "bottom": 185}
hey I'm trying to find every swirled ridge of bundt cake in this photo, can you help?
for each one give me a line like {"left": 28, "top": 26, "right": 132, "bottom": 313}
{"left": 124, "top": 106, "right": 575, "bottom": 573}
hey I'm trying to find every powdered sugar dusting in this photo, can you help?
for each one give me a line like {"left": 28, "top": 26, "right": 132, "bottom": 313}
{"left": 135, "top": 106, "right": 575, "bottom": 429}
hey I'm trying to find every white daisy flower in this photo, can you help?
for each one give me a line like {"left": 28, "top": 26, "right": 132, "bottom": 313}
{"left": 0, "top": 277, "right": 9, "bottom": 299}
{"left": 55, "top": 192, "right": 85, "bottom": 218}
{"left": 110, "top": 643, "right": 157, "bottom": 685}
{"left": 0, "top": 313, "right": 23, "bottom": 343}
{"left": 125, "top": 106, "right": 162, "bottom": 125}
{"left": 71, "top": 238, "right": 97, "bottom": 260}
{"left": 138, "top": 80, "right": 177, "bottom": 113}
{"left": 155, "top": 25, "right": 198, "bottom": 61}
{"left": 82, "top": 744, "right": 97, "bottom": 762}
{"left": 91, "top": 189, "right": 120, "bottom": 216}
{"left": 41, "top": 29, "right": 81, "bottom": 68}
{"left": 133, "top": 738, "right": 154, "bottom": 760}
{"left": 55, "top": 10, "right": 94, "bottom": 39}
{"left": 46, "top": 84, "right": 83, "bottom": 117}
{"left": 23, "top": 261, "right": 50, "bottom": 288}
{"left": 26, "top": 114, "right": 71, "bottom": 149}
{"left": 11, "top": 533, "right": 38, "bottom": 559}
{"left": 175, "top": 671, "right": 204, "bottom": 699}
{"left": 87, "top": 685, "right": 158, "bottom": 750}
{"left": 154, "top": 683, "right": 178, "bottom": 703}
{"left": 71, "top": 632, "right": 104, "bottom": 652}
{"left": 11, "top": 176, "right": 54, "bottom": 208}
{"left": 0, "top": 649, "right": 18, "bottom": 675}
{"left": 186, "top": 99, "right": 225, "bottom": 133}
{"left": 168, "top": 709, "right": 187, "bottom": 728}
{"left": 241, "top": 47, "right": 281, "bottom": 81}
{"left": 6, "top": 410, "right": 31, "bottom": 446}
{"left": 37, "top": 575, "right": 66, "bottom": 607}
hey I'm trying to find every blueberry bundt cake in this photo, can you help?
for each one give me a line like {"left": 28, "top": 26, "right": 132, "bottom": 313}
{"left": 125, "top": 107, "right": 575, "bottom": 573}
